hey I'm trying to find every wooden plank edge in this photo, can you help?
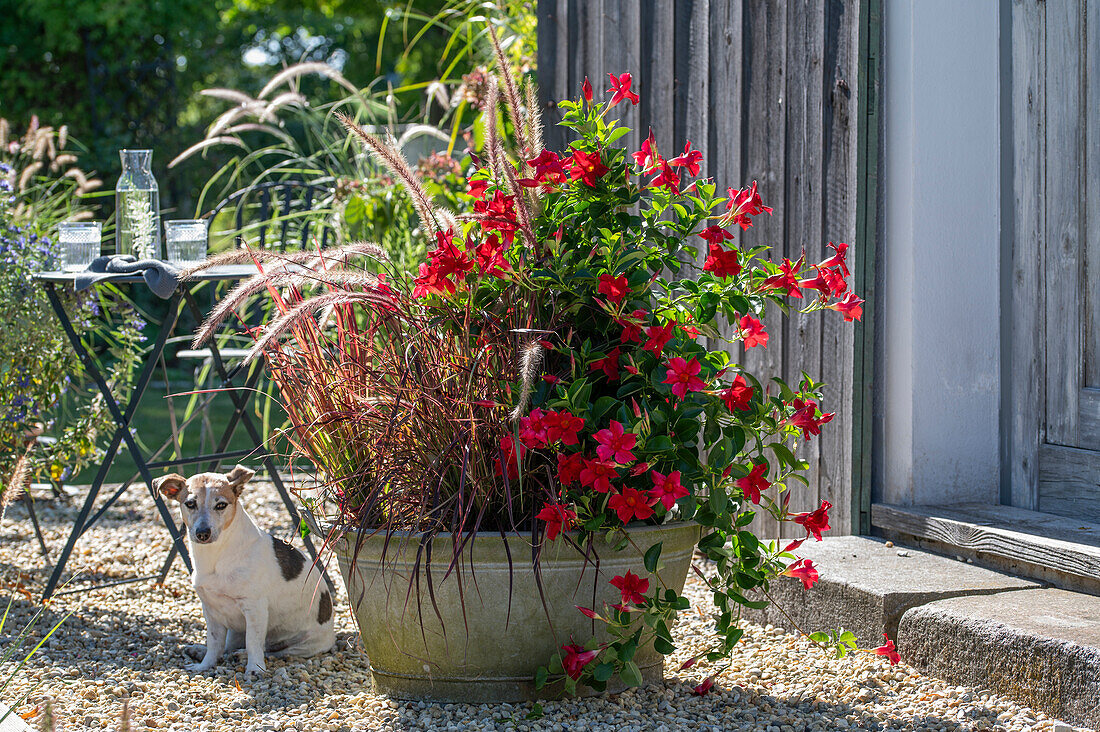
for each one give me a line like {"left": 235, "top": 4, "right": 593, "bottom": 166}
{"left": 871, "top": 503, "right": 1100, "bottom": 584}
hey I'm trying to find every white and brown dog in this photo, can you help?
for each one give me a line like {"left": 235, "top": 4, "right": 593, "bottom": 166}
{"left": 154, "top": 466, "right": 335, "bottom": 677}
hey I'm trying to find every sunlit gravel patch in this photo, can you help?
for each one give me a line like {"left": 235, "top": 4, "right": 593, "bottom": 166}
{"left": 0, "top": 484, "right": 1084, "bottom": 731}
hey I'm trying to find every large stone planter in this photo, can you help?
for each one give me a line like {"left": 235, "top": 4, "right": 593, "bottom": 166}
{"left": 334, "top": 521, "right": 699, "bottom": 703}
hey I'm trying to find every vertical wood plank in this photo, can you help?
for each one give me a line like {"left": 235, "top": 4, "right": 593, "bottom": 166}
{"left": 1084, "top": 0, "right": 1100, "bottom": 393}
{"left": 674, "top": 0, "right": 710, "bottom": 271}
{"left": 708, "top": 0, "right": 744, "bottom": 353}
{"left": 817, "top": 0, "right": 858, "bottom": 535}
{"left": 601, "top": 1, "right": 642, "bottom": 154}
{"left": 1009, "top": 0, "right": 1045, "bottom": 509}
{"left": 641, "top": 0, "right": 676, "bottom": 161}
{"left": 536, "top": 0, "right": 570, "bottom": 152}
{"left": 741, "top": 0, "right": 787, "bottom": 388}
{"left": 742, "top": 0, "right": 788, "bottom": 538}
{"left": 683, "top": 0, "right": 711, "bottom": 179}
{"left": 1043, "top": 0, "right": 1082, "bottom": 447}
{"left": 567, "top": 0, "right": 588, "bottom": 115}
{"left": 781, "top": 0, "right": 826, "bottom": 537}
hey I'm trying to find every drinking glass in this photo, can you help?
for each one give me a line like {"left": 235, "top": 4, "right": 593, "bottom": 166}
{"left": 164, "top": 219, "right": 208, "bottom": 265}
{"left": 57, "top": 221, "right": 102, "bottom": 271}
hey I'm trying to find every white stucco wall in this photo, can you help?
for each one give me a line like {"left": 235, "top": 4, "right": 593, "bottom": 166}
{"left": 878, "top": 1, "right": 1002, "bottom": 505}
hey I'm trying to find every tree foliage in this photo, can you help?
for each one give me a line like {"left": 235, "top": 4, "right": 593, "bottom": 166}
{"left": 0, "top": 0, "right": 452, "bottom": 214}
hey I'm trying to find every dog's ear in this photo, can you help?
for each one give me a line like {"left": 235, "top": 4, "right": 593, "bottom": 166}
{"left": 154, "top": 474, "right": 187, "bottom": 502}
{"left": 225, "top": 465, "right": 256, "bottom": 496}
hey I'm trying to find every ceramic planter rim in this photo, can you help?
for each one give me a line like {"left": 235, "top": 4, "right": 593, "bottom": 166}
{"left": 325, "top": 519, "right": 698, "bottom": 543}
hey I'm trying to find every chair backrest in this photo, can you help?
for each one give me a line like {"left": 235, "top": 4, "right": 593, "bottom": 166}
{"left": 204, "top": 180, "right": 337, "bottom": 251}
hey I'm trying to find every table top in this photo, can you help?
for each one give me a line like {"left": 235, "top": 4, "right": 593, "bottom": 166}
{"left": 34, "top": 264, "right": 261, "bottom": 285}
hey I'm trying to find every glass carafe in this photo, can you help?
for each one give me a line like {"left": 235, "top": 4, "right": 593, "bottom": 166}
{"left": 115, "top": 149, "right": 161, "bottom": 259}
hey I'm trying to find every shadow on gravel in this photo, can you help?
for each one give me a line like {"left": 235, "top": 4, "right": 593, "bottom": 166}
{"left": 0, "top": 587, "right": 369, "bottom": 711}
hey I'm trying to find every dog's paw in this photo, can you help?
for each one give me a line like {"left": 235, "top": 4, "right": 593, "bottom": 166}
{"left": 242, "top": 662, "right": 265, "bottom": 679}
{"left": 182, "top": 644, "right": 206, "bottom": 662}
{"left": 185, "top": 661, "right": 215, "bottom": 673}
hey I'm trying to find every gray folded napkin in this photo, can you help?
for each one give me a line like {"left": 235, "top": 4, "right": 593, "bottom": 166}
{"left": 74, "top": 255, "right": 181, "bottom": 299}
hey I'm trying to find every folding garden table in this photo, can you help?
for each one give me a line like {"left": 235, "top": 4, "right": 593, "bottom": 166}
{"left": 33, "top": 266, "right": 326, "bottom": 599}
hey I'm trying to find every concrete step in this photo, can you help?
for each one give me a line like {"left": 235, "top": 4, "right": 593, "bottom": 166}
{"left": 743, "top": 535, "right": 1039, "bottom": 645}
{"left": 746, "top": 536, "right": 1098, "bottom": 728}
{"left": 900, "top": 589, "right": 1100, "bottom": 729}
{"left": 872, "top": 502, "right": 1100, "bottom": 595}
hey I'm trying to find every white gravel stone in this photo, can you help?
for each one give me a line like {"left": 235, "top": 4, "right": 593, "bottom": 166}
{"left": 0, "top": 484, "right": 1089, "bottom": 731}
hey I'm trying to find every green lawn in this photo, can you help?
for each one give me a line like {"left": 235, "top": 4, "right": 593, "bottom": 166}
{"left": 69, "top": 378, "right": 284, "bottom": 486}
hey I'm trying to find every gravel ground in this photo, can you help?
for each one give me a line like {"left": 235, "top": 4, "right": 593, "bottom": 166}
{"left": 0, "top": 482, "right": 1089, "bottom": 732}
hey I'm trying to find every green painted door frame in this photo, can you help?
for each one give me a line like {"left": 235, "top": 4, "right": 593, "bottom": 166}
{"left": 852, "top": 0, "right": 882, "bottom": 535}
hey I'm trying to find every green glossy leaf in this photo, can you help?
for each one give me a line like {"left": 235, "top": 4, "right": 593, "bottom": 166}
{"left": 621, "top": 661, "right": 643, "bottom": 687}
{"left": 643, "top": 542, "right": 663, "bottom": 573}
{"left": 593, "top": 662, "right": 615, "bottom": 682}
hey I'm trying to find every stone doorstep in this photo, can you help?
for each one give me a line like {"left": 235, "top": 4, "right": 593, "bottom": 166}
{"left": 743, "top": 536, "right": 1098, "bottom": 730}
{"left": 741, "top": 535, "right": 1039, "bottom": 645}
{"left": 0, "top": 703, "right": 31, "bottom": 732}
{"left": 899, "top": 590, "right": 1100, "bottom": 730}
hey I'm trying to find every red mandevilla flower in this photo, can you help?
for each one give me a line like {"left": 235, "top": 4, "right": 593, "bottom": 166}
{"left": 633, "top": 130, "right": 660, "bottom": 173}
{"left": 569, "top": 149, "right": 610, "bottom": 187}
{"left": 594, "top": 420, "right": 637, "bottom": 464}
{"left": 521, "top": 149, "right": 567, "bottom": 189}
{"left": 561, "top": 643, "right": 600, "bottom": 680}
{"left": 721, "top": 374, "right": 754, "bottom": 412}
{"left": 649, "top": 157, "right": 681, "bottom": 195}
{"left": 536, "top": 502, "right": 577, "bottom": 541}
{"left": 541, "top": 409, "right": 584, "bottom": 445}
{"left": 413, "top": 230, "right": 475, "bottom": 298}
{"left": 618, "top": 309, "right": 648, "bottom": 343}
{"left": 467, "top": 178, "right": 489, "bottom": 199}
{"left": 723, "top": 180, "right": 773, "bottom": 229}
{"left": 669, "top": 140, "right": 703, "bottom": 176}
{"left": 610, "top": 571, "right": 650, "bottom": 605}
{"left": 800, "top": 265, "right": 847, "bottom": 299}
{"left": 781, "top": 558, "right": 819, "bottom": 590}
{"left": 581, "top": 76, "right": 593, "bottom": 102}
{"left": 518, "top": 408, "right": 548, "bottom": 448}
{"left": 591, "top": 347, "right": 620, "bottom": 381}
{"left": 598, "top": 273, "right": 630, "bottom": 304}
{"left": 576, "top": 605, "right": 601, "bottom": 620}
{"left": 557, "top": 452, "right": 586, "bottom": 485}
{"left": 606, "top": 72, "right": 640, "bottom": 107}
{"left": 828, "top": 291, "right": 865, "bottom": 322}
{"left": 793, "top": 500, "right": 832, "bottom": 541}
{"left": 762, "top": 256, "right": 805, "bottom": 298}
{"left": 649, "top": 469, "right": 688, "bottom": 510}
{"left": 643, "top": 320, "right": 676, "bottom": 357}
{"left": 819, "top": 241, "right": 850, "bottom": 277}
{"left": 608, "top": 486, "right": 655, "bottom": 524}
{"left": 739, "top": 315, "right": 769, "bottom": 348}
{"left": 693, "top": 676, "right": 715, "bottom": 696}
{"left": 789, "top": 397, "right": 835, "bottom": 440}
{"left": 874, "top": 634, "right": 901, "bottom": 665}
{"left": 475, "top": 233, "right": 510, "bottom": 278}
{"left": 703, "top": 243, "right": 742, "bottom": 279}
{"left": 697, "top": 225, "right": 734, "bottom": 245}
{"left": 579, "top": 458, "right": 618, "bottom": 493}
{"left": 473, "top": 190, "right": 519, "bottom": 234}
{"left": 662, "top": 356, "right": 706, "bottom": 400}
{"left": 736, "top": 462, "right": 770, "bottom": 504}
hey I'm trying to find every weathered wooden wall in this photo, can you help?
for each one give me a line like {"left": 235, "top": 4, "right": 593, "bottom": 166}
{"left": 537, "top": 0, "right": 861, "bottom": 536}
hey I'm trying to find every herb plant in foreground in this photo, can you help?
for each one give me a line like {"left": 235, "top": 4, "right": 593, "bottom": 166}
{"left": 193, "top": 47, "right": 893, "bottom": 697}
